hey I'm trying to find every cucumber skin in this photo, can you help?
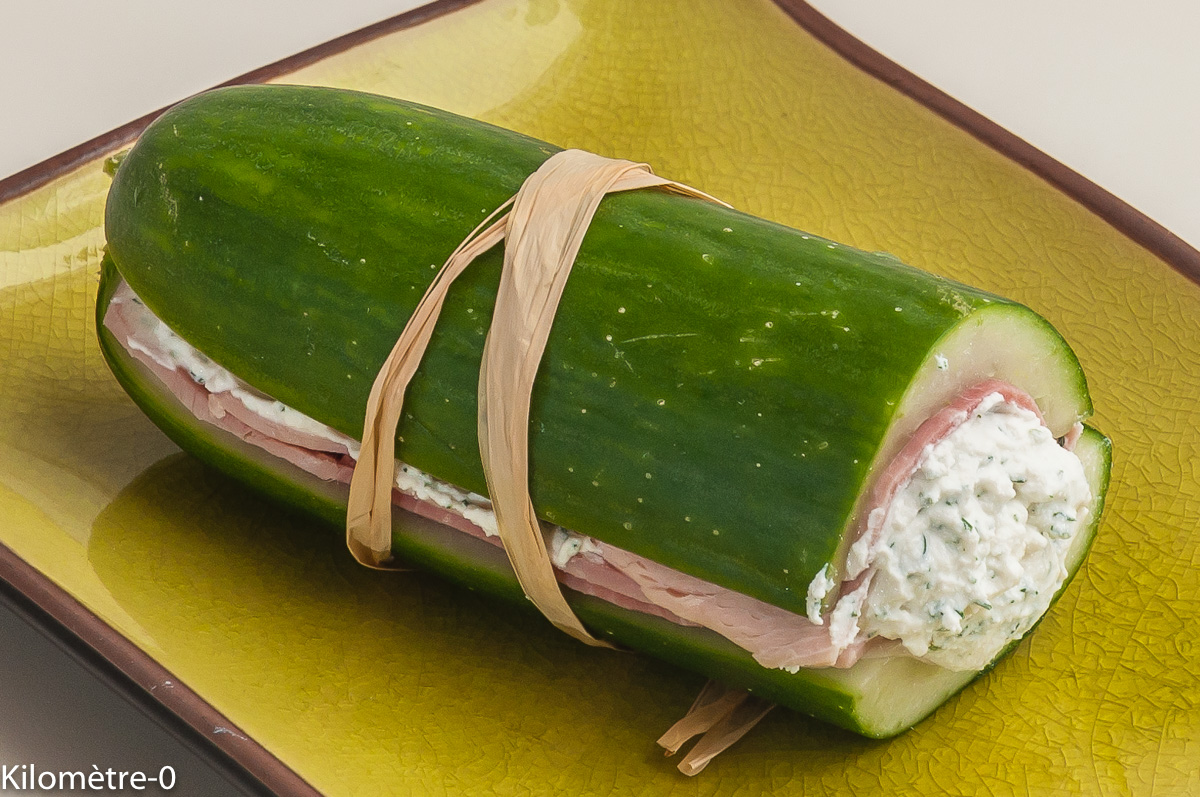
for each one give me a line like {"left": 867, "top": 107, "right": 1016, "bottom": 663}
{"left": 103, "top": 84, "right": 1049, "bottom": 616}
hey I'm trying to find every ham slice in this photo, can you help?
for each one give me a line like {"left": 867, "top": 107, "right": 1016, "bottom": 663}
{"left": 103, "top": 280, "right": 1067, "bottom": 672}
{"left": 104, "top": 283, "right": 844, "bottom": 668}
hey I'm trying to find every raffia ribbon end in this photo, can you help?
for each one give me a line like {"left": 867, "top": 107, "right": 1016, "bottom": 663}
{"left": 346, "top": 515, "right": 403, "bottom": 570}
{"left": 656, "top": 680, "right": 775, "bottom": 776}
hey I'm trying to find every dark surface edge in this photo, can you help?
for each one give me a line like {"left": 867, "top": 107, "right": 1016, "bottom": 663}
{"left": 0, "top": 573, "right": 277, "bottom": 797}
{"left": 771, "top": 0, "right": 1200, "bottom": 284}
{"left": 0, "top": 0, "right": 478, "bottom": 205}
{"left": 0, "top": 540, "right": 319, "bottom": 797}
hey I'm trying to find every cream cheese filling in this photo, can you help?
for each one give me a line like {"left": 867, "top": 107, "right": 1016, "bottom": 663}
{"left": 829, "top": 393, "right": 1091, "bottom": 671}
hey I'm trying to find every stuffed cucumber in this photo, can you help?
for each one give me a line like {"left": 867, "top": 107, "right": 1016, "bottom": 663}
{"left": 99, "top": 85, "right": 1110, "bottom": 737}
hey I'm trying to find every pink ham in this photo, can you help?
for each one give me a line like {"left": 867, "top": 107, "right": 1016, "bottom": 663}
{"left": 596, "top": 545, "right": 861, "bottom": 669}
{"left": 103, "top": 282, "right": 1061, "bottom": 672}
{"left": 207, "top": 392, "right": 356, "bottom": 457}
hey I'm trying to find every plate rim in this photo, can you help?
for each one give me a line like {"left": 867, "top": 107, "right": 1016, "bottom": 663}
{"left": 0, "top": 1, "right": 1193, "bottom": 794}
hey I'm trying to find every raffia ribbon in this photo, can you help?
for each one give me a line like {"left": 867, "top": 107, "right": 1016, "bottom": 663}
{"left": 346, "top": 149, "right": 726, "bottom": 645}
{"left": 346, "top": 149, "right": 773, "bottom": 771}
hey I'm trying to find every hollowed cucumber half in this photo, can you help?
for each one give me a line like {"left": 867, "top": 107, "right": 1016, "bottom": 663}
{"left": 100, "top": 84, "right": 1110, "bottom": 735}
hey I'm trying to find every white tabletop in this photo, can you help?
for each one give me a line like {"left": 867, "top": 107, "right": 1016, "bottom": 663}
{"left": 808, "top": 0, "right": 1200, "bottom": 250}
{"left": 1, "top": 1, "right": 1196, "bottom": 792}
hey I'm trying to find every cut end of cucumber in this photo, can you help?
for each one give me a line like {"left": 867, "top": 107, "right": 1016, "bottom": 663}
{"left": 898, "top": 302, "right": 1091, "bottom": 442}
{"left": 829, "top": 424, "right": 1109, "bottom": 738}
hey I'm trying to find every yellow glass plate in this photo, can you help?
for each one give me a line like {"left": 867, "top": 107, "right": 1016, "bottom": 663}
{"left": 2, "top": 0, "right": 1197, "bottom": 793}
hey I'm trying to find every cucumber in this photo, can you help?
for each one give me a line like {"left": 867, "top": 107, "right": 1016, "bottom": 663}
{"left": 104, "top": 85, "right": 1093, "bottom": 614}
{"left": 100, "top": 84, "right": 1110, "bottom": 735}
{"left": 95, "top": 257, "right": 1111, "bottom": 736}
